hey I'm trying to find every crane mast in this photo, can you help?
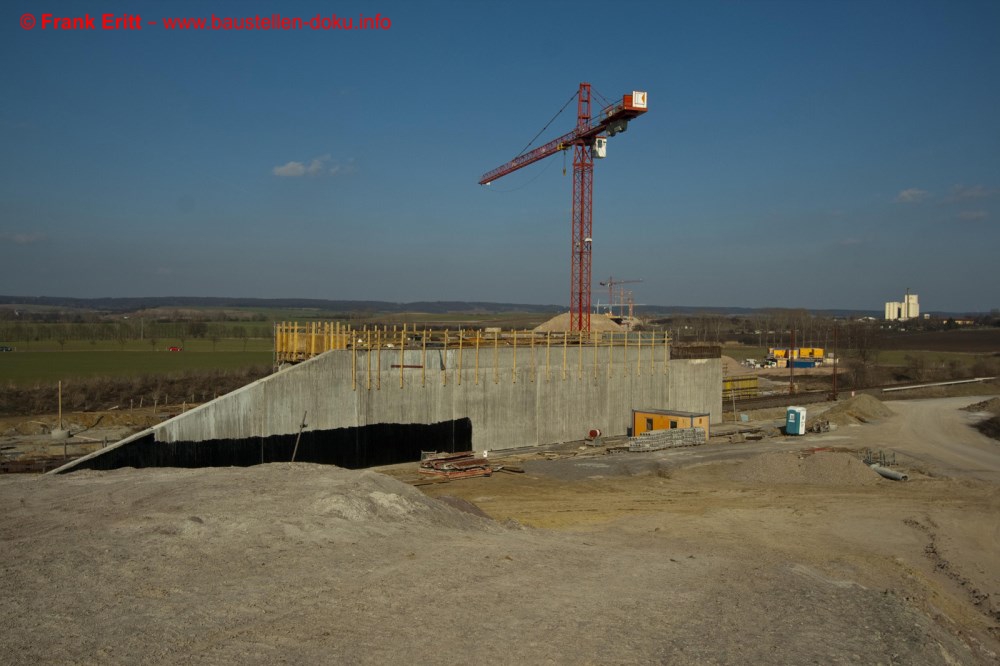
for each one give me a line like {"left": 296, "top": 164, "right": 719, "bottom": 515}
{"left": 571, "top": 84, "right": 593, "bottom": 333}
{"left": 480, "top": 83, "right": 648, "bottom": 331}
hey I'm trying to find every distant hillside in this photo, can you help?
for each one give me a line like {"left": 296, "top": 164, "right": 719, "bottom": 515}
{"left": 0, "top": 296, "right": 562, "bottom": 315}
{"left": 637, "top": 305, "right": 884, "bottom": 318}
{"left": 0, "top": 295, "right": 983, "bottom": 318}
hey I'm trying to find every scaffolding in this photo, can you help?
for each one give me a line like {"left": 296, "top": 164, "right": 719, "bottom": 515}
{"left": 273, "top": 322, "right": 676, "bottom": 390}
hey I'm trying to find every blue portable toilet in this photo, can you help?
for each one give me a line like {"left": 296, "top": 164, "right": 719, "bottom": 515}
{"left": 786, "top": 406, "right": 807, "bottom": 435}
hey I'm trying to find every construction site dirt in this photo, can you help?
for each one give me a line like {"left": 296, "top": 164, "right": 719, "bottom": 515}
{"left": 1, "top": 395, "right": 999, "bottom": 664}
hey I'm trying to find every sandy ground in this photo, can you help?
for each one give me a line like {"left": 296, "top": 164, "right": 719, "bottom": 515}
{"left": 0, "top": 408, "right": 181, "bottom": 465}
{"left": 2, "top": 396, "right": 999, "bottom": 664}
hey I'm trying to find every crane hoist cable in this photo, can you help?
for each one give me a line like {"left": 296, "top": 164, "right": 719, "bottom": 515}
{"left": 515, "top": 90, "right": 578, "bottom": 158}
{"left": 487, "top": 89, "right": 576, "bottom": 193}
{"left": 591, "top": 88, "right": 613, "bottom": 109}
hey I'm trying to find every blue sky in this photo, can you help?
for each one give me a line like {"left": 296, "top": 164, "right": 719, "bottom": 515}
{"left": 2, "top": 0, "right": 998, "bottom": 312}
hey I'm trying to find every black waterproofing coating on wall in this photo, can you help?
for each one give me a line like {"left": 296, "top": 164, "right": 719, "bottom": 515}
{"left": 68, "top": 418, "right": 472, "bottom": 471}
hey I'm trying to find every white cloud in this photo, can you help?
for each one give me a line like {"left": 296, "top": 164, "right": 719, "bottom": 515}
{"left": 957, "top": 210, "right": 988, "bottom": 221}
{"left": 894, "top": 188, "right": 928, "bottom": 203}
{"left": 273, "top": 154, "right": 353, "bottom": 178}
{"left": 305, "top": 153, "right": 331, "bottom": 175}
{"left": 328, "top": 158, "right": 357, "bottom": 176}
{"left": 0, "top": 232, "right": 46, "bottom": 245}
{"left": 273, "top": 160, "right": 307, "bottom": 177}
{"left": 950, "top": 184, "right": 996, "bottom": 200}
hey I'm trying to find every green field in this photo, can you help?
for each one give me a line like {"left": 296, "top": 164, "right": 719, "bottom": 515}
{"left": 0, "top": 351, "right": 273, "bottom": 385}
{"left": 873, "top": 349, "right": 989, "bottom": 368}
{"left": 0, "top": 308, "right": 553, "bottom": 388}
{"left": 0, "top": 337, "right": 272, "bottom": 353}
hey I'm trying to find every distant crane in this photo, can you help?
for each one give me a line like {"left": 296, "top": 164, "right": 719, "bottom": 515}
{"left": 598, "top": 277, "right": 642, "bottom": 316}
{"left": 480, "top": 83, "right": 648, "bottom": 332}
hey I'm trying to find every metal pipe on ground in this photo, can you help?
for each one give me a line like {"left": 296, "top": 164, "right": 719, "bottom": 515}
{"left": 870, "top": 464, "right": 908, "bottom": 481}
{"left": 881, "top": 376, "right": 997, "bottom": 392}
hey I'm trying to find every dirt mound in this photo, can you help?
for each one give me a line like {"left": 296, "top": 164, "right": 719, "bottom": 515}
{"left": 732, "top": 451, "right": 881, "bottom": 486}
{"left": 963, "top": 397, "right": 1000, "bottom": 414}
{"left": 821, "top": 394, "right": 894, "bottom": 426}
{"left": 436, "top": 495, "right": 494, "bottom": 519}
{"left": 974, "top": 416, "right": 1000, "bottom": 441}
{"left": 721, "top": 355, "right": 745, "bottom": 375}
{"left": 56, "top": 464, "right": 498, "bottom": 535}
{"left": 1, "top": 410, "right": 160, "bottom": 438}
{"left": 533, "top": 312, "right": 622, "bottom": 333}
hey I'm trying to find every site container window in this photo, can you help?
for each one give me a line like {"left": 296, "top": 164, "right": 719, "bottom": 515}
{"left": 669, "top": 420, "right": 678, "bottom": 429}
{"left": 646, "top": 418, "right": 653, "bottom": 431}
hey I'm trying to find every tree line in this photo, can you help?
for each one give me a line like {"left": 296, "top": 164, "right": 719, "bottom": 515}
{"left": 0, "top": 320, "right": 274, "bottom": 347}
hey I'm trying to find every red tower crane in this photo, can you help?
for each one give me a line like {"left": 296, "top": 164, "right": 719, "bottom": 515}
{"left": 480, "top": 83, "right": 648, "bottom": 332}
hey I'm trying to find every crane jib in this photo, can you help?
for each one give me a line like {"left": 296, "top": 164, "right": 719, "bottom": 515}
{"left": 478, "top": 93, "right": 647, "bottom": 185}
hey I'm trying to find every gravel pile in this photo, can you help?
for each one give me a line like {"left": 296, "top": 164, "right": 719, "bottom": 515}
{"left": 962, "top": 397, "right": 1000, "bottom": 414}
{"left": 721, "top": 355, "right": 744, "bottom": 375}
{"left": 821, "top": 394, "right": 894, "bottom": 426}
{"left": 732, "top": 451, "right": 881, "bottom": 486}
{"left": 534, "top": 312, "right": 622, "bottom": 333}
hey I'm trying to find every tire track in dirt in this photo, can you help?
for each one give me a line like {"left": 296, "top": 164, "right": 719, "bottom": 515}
{"left": 904, "top": 517, "right": 1000, "bottom": 634}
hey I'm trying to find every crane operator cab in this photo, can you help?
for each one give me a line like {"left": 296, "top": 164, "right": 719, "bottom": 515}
{"left": 592, "top": 136, "right": 607, "bottom": 158}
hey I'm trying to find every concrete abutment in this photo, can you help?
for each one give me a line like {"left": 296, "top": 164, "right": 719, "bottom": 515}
{"left": 54, "top": 346, "right": 721, "bottom": 473}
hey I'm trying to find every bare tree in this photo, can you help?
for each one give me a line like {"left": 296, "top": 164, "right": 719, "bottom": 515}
{"left": 847, "top": 320, "right": 883, "bottom": 387}
{"left": 187, "top": 321, "right": 209, "bottom": 338}
{"left": 234, "top": 326, "right": 249, "bottom": 352}
{"left": 116, "top": 323, "right": 129, "bottom": 351}
{"left": 55, "top": 324, "right": 69, "bottom": 351}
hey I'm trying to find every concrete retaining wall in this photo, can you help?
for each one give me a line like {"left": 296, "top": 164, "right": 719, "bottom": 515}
{"left": 56, "top": 345, "right": 721, "bottom": 472}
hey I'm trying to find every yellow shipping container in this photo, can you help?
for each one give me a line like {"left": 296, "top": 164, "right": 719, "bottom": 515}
{"left": 769, "top": 347, "right": 824, "bottom": 359}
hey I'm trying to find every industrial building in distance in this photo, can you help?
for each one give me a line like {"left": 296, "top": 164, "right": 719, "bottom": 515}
{"left": 885, "top": 290, "right": 920, "bottom": 321}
